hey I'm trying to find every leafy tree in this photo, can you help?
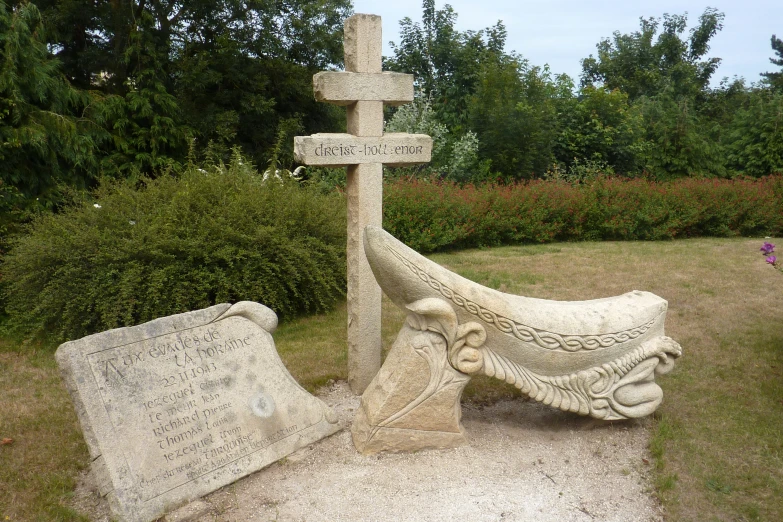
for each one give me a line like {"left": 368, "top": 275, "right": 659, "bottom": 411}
{"left": 96, "top": 9, "right": 189, "bottom": 174}
{"left": 635, "top": 88, "right": 726, "bottom": 179}
{"left": 170, "top": 0, "right": 351, "bottom": 165}
{"left": 699, "top": 77, "right": 749, "bottom": 124}
{"left": 385, "top": 96, "right": 484, "bottom": 181}
{"left": 174, "top": 42, "right": 344, "bottom": 168}
{"left": 386, "top": 96, "right": 448, "bottom": 168}
{"left": 721, "top": 36, "right": 783, "bottom": 177}
{"left": 581, "top": 8, "right": 724, "bottom": 101}
{"left": 580, "top": 8, "right": 731, "bottom": 179}
{"left": 32, "top": 0, "right": 352, "bottom": 169}
{"left": 554, "top": 86, "right": 647, "bottom": 176}
{"left": 695, "top": 77, "right": 750, "bottom": 163}
{"left": 386, "top": 0, "right": 506, "bottom": 132}
{"left": 762, "top": 34, "right": 783, "bottom": 91}
{"left": 726, "top": 90, "right": 783, "bottom": 177}
{"left": 469, "top": 57, "right": 567, "bottom": 180}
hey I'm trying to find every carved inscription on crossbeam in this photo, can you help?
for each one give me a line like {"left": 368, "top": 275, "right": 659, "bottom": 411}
{"left": 294, "top": 133, "right": 432, "bottom": 167}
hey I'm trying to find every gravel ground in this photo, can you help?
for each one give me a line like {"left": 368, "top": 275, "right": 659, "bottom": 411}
{"left": 72, "top": 381, "right": 664, "bottom": 522}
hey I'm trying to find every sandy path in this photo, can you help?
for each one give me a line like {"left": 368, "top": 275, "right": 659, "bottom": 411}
{"left": 73, "top": 381, "right": 663, "bottom": 522}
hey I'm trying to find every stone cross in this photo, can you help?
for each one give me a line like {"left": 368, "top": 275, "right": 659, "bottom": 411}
{"left": 294, "top": 14, "right": 432, "bottom": 394}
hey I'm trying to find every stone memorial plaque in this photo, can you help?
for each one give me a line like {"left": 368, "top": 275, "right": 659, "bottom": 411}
{"left": 56, "top": 302, "right": 340, "bottom": 522}
{"left": 294, "top": 133, "right": 432, "bottom": 167}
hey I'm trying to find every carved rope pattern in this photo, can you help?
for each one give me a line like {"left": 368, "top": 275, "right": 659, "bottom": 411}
{"left": 385, "top": 244, "right": 656, "bottom": 352}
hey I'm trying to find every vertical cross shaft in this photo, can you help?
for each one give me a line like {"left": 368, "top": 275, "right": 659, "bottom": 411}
{"left": 344, "top": 15, "right": 383, "bottom": 394}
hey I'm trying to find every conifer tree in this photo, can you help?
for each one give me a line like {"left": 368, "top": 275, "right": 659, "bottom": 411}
{"left": 762, "top": 34, "right": 783, "bottom": 91}
{"left": 0, "top": 1, "right": 101, "bottom": 207}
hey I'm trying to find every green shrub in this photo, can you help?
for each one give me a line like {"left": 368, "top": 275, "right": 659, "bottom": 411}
{"left": 0, "top": 181, "right": 26, "bottom": 258}
{"left": 1, "top": 161, "right": 347, "bottom": 344}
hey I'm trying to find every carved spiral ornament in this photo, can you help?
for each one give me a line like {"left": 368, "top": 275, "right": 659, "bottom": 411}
{"left": 449, "top": 322, "right": 487, "bottom": 375}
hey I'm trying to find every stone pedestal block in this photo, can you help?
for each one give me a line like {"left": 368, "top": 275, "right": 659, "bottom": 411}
{"left": 352, "top": 299, "right": 474, "bottom": 454}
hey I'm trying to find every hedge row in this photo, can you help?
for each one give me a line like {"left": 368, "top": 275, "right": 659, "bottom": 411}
{"left": 383, "top": 176, "right": 783, "bottom": 253}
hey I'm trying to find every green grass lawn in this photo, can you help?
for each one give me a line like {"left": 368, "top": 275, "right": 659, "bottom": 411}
{"left": 2, "top": 237, "right": 782, "bottom": 521}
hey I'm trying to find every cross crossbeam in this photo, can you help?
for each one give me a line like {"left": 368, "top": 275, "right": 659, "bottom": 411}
{"left": 313, "top": 72, "right": 413, "bottom": 105}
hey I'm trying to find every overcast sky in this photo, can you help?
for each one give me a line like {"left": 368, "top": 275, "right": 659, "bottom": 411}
{"left": 351, "top": 0, "right": 782, "bottom": 87}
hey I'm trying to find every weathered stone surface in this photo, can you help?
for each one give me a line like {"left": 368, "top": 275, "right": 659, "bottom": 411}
{"left": 352, "top": 226, "right": 683, "bottom": 453}
{"left": 344, "top": 14, "right": 381, "bottom": 73}
{"left": 342, "top": 14, "right": 384, "bottom": 395}
{"left": 352, "top": 299, "right": 472, "bottom": 454}
{"left": 294, "top": 133, "right": 432, "bottom": 167}
{"left": 313, "top": 72, "right": 413, "bottom": 106}
{"left": 346, "top": 162, "right": 383, "bottom": 395}
{"left": 56, "top": 302, "right": 339, "bottom": 522}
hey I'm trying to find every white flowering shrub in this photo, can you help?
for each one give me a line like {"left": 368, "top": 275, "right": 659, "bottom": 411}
{"left": 385, "top": 97, "right": 483, "bottom": 181}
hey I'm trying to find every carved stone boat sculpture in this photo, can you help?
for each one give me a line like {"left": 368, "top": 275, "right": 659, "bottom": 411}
{"left": 351, "top": 226, "right": 682, "bottom": 454}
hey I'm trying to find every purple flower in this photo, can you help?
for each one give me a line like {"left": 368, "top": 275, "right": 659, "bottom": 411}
{"left": 761, "top": 242, "right": 775, "bottom": 255}
{"left": 766, "top": 255, "right": 777, "bottom": 265}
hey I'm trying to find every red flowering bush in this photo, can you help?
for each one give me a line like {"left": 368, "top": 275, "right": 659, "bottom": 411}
{"left": 384, "top": 176, "right": 783, "bottom": 253}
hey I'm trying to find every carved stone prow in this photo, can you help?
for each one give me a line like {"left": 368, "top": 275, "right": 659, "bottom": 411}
{"left": 351, "top": 226, "right": 682, "bottom": 454}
